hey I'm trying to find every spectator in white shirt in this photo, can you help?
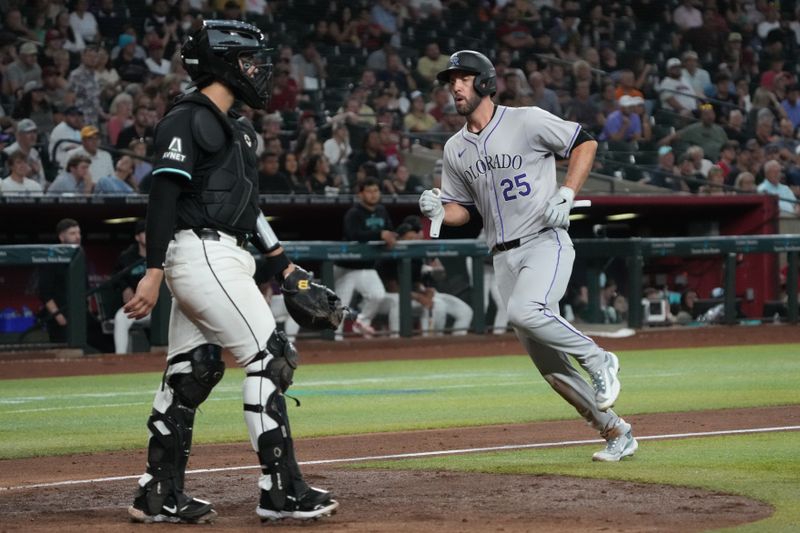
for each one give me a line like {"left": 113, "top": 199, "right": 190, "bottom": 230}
{"left": 680, "top": 50, "right": 711, "bottom": 98}
{"left": 673, "top": 0, "right": 703, "bottom": 32}
{"left": 3, "top": 119, "right": 44, "bottom": 186}
{"left": 1, "top": 151, "right": 44, "bottom": 193}
{"left": 659, "top": 57, "right": 698, "bottom": 116}
{"left": 49, "top": 106, "right": 84, "bottom": 168}
{"left": 757, "top": 3, "right": 781, "bottom": 39}
{"left": 758, "top": 159, "right": 800, "bottom": 215}
{"left": 64, "top": 126, "right": 114, "bottom": 180}
{"left": 144, "top": 41, "right": 171, "bottom": 77}
{"left": 323, "top": 122, "right": 353, "bottom": 181}
{"left": 69, "top": 0, "right": 99, "bottom": 43}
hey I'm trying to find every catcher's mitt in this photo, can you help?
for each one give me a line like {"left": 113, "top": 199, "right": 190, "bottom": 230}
{"left": 281, "top": 267, "right": 344, "bottom": 330}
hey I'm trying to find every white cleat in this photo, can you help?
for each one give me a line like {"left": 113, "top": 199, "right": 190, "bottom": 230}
{"left": 592, "top": 352, "right": 621, "bottom": 411}
{"left": 593, "top": 421, "right": 638, "bottom": 462}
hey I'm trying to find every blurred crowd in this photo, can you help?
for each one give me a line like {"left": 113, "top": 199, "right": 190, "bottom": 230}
{"left": 0, "top": 0, "right": 797, "bottom": 213}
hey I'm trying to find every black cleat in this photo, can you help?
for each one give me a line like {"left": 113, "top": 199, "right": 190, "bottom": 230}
{"left": 256, "top": 486, "right": 339, "bottom": 521}
{"left": 128, "top": 488, "right": 217, "bottom": 524}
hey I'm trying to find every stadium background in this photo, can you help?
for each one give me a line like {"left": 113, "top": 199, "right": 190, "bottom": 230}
{"left": 0, "top": 1, "right": 799, "bottom": 531}
{"left": 1, "top": 0, "right": 800, "bottom": 343}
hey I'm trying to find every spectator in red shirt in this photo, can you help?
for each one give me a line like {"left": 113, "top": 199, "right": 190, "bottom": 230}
{"left": 267, "top": 67, "right": 299, "bottom": 113}
{"left": 426, "top": 86, "right": 451, "bottom": 122}
{"left": 716, "top": 141, "right": 739, "bottom": 183}
{"left": 496, "top": 5, "right": 534, "bottom": 50}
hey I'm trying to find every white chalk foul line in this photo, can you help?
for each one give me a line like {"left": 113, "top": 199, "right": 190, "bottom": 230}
{"left": 2, "top": 424, "right": 798, "bottom": 492}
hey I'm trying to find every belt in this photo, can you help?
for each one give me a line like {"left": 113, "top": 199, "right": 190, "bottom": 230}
{"left": 192, "top": 228, "right": 248, "bottom": 248}
{"left": 491, "top": 229, "right": 551, "bottom": 255}
{"left": 492, "top": 238, "right": 520, "bottom": 254}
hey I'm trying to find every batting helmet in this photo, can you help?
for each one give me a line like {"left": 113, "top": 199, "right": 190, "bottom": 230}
{"left": 181, "top": 20, "right": 272, "bottom": 109}
{"left": 436, "top": 50, "right": 497, "bottom": 97}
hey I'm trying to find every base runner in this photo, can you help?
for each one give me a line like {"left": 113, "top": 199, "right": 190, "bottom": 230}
{"left": 419, "top": 50, "right": 637, "bottom": 462}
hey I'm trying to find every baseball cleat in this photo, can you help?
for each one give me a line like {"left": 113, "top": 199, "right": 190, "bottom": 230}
{"left": 593, "top": 421, "right": 638, "bottom": 462}
{"left": 257, "top": 486, "right": 339, "bottom": 521}
{"left": 128, "top": 490, "right": 217, "bottom": 524}
{"left": 352, "top": 319, "right": 376, "bottom": 338}
{"left": 592, "top": 352, "right": 620, "bottom": 411}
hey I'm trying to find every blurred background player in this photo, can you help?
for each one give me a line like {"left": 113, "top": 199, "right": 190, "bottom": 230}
{"left": 333, "top": 177, "right": 395, "bottom": 339}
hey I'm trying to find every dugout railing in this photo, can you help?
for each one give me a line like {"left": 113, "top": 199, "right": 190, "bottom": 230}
{"left": 1, "top": 235, "right": 798, "bottom": 351}
{"left": 281, "top": 235, "right": 800, "bottom": 333}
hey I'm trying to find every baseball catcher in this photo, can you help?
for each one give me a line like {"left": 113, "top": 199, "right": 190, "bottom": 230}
{"left": 123, "top": 20, "right": 340, "bottom": 524}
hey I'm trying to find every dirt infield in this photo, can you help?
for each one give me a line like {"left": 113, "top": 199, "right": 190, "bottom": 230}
{"left": 1, "top": 325, "right": 798, "bottom": 531}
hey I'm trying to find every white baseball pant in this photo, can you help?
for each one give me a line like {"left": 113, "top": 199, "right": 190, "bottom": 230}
{"left": 162, "top": 229, "right": 280, "bottom": 450}
{"left": 377, "top": 293, "right": 432, "bottom": 337}
{"left": 333, "top": 265, "right": 386, "bottom": 337}
{"left": 430, "top": 292, "right": 473, "bottom": 335}
{"left": 113, "top": 307, "right": 151, "bottom": 354}
{"left": 268, "top": 294, "right": 300, "bottom": 342}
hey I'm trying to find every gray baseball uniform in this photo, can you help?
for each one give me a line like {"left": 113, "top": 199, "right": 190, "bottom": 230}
{"left": 440, "top": 105, "right": 622, "bottom": 438}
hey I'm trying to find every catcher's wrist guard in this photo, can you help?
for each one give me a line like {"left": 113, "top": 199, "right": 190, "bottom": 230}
{"left": 261, "top": 251, "right": 292, "bottom": 282}
{"left": 281, "top": 267, "right": 345, "bottom": 330}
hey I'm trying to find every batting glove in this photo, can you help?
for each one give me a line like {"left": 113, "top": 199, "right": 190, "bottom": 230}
{"left": 544, "top": 186, "right": 575, "bottom": 229}
{"left": 419, "top": 189, "right": 444, "bottom": 219}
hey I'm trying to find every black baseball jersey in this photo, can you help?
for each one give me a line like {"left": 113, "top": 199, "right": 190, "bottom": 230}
{"left": 115, "top": 244, "right": 146, "bottom": 291}
{"left": 337, "top": 202, "right": 393, "bottom": 269}
{"left": 151, "top": 92, "right": 261, "bottom": 236}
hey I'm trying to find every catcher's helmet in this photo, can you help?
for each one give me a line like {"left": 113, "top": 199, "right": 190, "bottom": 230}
{"left": 436, "top": 50, "right": 497, "bottom": 97}
{"left": 181, "top": 20, "right": 272, "bottom": 108}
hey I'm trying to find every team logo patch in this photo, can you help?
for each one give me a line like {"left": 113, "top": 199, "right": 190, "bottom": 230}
{"left": 298, "top": 280, "right": 309, "bottom": 290}
{"left": 168, "top": 137, "right": 183, "bottom": 152}
{"left": 162, "top": 136, "right": 186, "bottom": 162}
{"left": 243, "top": 134, "right": 252, "bottom": 147}
{"left": 450, "top": 54, "right": 460, "bottom": 66}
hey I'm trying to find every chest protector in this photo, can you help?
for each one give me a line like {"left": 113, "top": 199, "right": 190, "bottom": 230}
{"left": 170, "top": 93, "right": 261, "bottom": 235}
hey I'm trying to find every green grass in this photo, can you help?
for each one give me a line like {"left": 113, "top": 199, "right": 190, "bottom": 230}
{"left": 1, "top": 343, "right": 798, "bottom": 531}
{"left": 0, "top": 344, "right": 797, "bottom": 459}
{"left": 357, "top": 432, "right": 800, "bottom": 532}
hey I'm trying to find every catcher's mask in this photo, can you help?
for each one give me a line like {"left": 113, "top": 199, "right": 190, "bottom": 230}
{"left": 181, "top": 19, "right": 273, "bottom": 108}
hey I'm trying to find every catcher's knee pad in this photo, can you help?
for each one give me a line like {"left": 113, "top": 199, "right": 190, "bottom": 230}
{"left": 246, "top": 330, "right": 298, "bottom": 392}
{"left": 167, "top": 343, "right": 225, "bottom": 408}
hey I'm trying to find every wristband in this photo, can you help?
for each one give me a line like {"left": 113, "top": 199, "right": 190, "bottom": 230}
{"left": 262, "top": 251, "right": 292, "bottom": 282}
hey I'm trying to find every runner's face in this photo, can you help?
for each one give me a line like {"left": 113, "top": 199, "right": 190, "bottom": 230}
{"left": 449, "top": 72, "right": 482, "bottom": 116}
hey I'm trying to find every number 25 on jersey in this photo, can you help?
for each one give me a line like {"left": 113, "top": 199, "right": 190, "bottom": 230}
{"left": 500, "top": 172, "right": 531, "bottom": 201}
